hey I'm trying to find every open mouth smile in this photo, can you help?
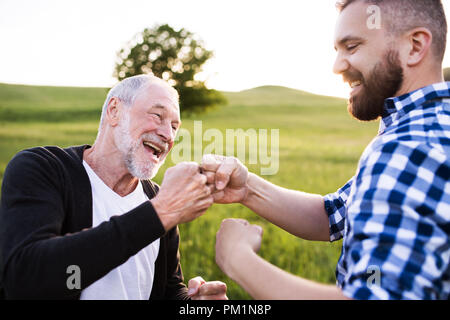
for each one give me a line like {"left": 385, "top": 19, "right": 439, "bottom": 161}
{"left": 143, "top": 141, "right": 165, "bottom": 160}
{"left": 350, "top": 80, "right": 362, "bottom": 88}
{"left": 349, "top": 80, "right": 363, "bottom": 96}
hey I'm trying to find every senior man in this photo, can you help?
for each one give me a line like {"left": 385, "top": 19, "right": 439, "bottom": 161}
{"left": 205, "top": 0, "right": 450, "bottom": 300}
{"left": 0, "top": 75, "right": 226, "bottom": 300}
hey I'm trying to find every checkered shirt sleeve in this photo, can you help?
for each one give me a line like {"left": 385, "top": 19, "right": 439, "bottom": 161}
{"left": 324, "top": 178, "right": 354, "bottom": 242}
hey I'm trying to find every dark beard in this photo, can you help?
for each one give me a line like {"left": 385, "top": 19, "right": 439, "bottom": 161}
{"left": 345, "top": 50, "right": 404, "bottom": 121}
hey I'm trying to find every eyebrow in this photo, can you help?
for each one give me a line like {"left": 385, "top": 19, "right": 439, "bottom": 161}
{"left": 334, "top": 35, "right": 366, "bottom": 51}
{"left": 152, "top": 104, "right": 167, "bottom": 110}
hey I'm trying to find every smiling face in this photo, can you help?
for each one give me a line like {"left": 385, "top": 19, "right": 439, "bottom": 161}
{"left": 333, "top": 1, "right": 404, "bottom": 121}
{"left": 114, "top": 81, "right": 181, "bottom": 179}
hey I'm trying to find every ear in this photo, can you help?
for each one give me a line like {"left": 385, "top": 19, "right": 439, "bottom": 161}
{"left": 405, "top": 27, "right": 433, "bottom": 67}
{"left": 105, "top": 97, "right": 121, "bottom": 127}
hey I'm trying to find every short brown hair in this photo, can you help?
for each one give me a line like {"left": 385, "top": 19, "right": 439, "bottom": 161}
{"left": 336, "top": 0, "right": 448, "bottom": 62}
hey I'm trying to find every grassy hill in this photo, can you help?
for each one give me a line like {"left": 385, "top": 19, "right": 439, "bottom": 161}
{"left": 0, "top": 82, "right": 379, "bottom": 299}
{"left": 0, "top": 83, "right": 107, "bottom": 122}
{"left": 223, "top": 85, "right": 334, "bottom": 107}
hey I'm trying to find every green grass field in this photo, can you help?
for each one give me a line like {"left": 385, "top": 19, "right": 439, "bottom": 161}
{"left": 0, "top": 82, "right": 379, "bottom": 299}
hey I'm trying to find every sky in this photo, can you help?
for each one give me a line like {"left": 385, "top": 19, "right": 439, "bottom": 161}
{"left": 1, "top": 0, "right": 450, "bottom": 98}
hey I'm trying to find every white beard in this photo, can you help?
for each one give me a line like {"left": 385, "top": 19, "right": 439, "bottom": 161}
{"left": 114, "top": 112, "right": 165, "bottom": 180}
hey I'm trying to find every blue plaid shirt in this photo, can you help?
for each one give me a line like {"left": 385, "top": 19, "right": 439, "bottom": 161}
{"left": 324, "top": 82, "right": 450, "bottom": 300}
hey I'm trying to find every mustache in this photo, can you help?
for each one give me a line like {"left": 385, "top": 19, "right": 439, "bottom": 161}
{"left": 140, "top": 133, "right": 169, "bottom": 152}
{"left": 343, "top": 69, "right": 364, "bottom": 84}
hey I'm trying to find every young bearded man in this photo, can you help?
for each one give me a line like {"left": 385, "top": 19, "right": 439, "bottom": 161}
{"left": 204, "top": 0, "right": 450, "bottom": 300}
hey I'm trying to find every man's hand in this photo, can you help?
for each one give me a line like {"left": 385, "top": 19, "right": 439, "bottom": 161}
{"left": 200, "top": 155, "right": 249, "bottom": 204}
{"left": 187, "top": 276, "right": 228, "bottom": 300}
{"left": 151, "top": 162, "right": 214, "bottom": 231}
{"left": 215, "top": 219, "right": 263, "bottom": 279}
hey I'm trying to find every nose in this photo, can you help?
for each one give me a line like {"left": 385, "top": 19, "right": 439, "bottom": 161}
{"left": 156, "top": 120, "right": 175, "bottom": 143}
{"left": 333, "top": 51, "right": 350, "bottom": 75}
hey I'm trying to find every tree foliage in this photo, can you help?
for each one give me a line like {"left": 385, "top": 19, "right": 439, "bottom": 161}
{"left": 114, "top": 24, "right": 226, "bottom": 114}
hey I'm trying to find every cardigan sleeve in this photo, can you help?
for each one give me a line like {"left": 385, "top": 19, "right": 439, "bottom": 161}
{"left": 163, "top": 226, "right": 190, "bottom": 300}
{"left": 0, "top": 150, "right": 166, "bottom": 299}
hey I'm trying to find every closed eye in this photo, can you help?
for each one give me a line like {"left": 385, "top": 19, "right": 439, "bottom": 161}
{"left": 346, "top": 44, "right": 359, "bottom": 52}
{"left": 172, "top": 122, "right": 180, "bottom": 131}
{"left": 335, "top": 35, "right": 365, "bottom": 54}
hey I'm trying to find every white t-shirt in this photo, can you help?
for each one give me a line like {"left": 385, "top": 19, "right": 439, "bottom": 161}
{"left": 80, "top": 161, "right": 160, "bottom": 300}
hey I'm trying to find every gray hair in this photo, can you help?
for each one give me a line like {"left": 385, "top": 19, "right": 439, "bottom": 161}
{"left": 98, "top": 74, "right": 179, "bottom": 132}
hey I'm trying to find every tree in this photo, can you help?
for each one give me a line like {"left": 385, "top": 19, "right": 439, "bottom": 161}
{"left": 444, "top": 67, "right": 450, "bottom": 82}
{"left": 114, "top": 24, "right": 226, "bottom": 114}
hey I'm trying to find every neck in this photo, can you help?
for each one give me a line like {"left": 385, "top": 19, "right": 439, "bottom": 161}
{"left": 84, "top": 136, "right": 139, "bottom": 197}
{"left": 396, "top": 65, "right": 444, "bottom": 96}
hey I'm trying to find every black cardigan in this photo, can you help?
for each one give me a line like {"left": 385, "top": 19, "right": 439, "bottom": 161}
{"left": 0, "top": 145, "right": 189, "bottom": 300}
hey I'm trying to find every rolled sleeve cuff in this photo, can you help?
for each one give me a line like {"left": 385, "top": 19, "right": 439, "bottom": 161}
{"left": 324, "top": 194, "right": 346, "bottom": 242}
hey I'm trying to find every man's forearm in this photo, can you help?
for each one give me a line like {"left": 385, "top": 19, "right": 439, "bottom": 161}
{"left": 228, "top": 248, "right": 348, "bottom": 300}
{"left": 241, "top": 173, "right": 330, "bottom": 241}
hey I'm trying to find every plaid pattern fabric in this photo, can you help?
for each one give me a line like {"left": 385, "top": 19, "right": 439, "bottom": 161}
{"left": 324, "top": 82, "right": 450, "bottom": 300}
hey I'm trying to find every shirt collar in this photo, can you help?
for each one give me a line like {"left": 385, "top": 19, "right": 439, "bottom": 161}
{"left": 379, "top": 81, "right": 450, "bottom": 134}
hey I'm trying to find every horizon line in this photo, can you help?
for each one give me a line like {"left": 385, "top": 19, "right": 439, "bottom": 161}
{"left": 0, "top": 80, "right": 349, "bottom": 100}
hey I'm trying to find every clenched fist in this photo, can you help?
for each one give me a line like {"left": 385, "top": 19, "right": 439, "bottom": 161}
{"left": 200, "top": 155, "right": 249, "bottom": 204}
{"left": 215, "top": 219, "right": 263, "bottom": 279}
{"left": 151, "top": 162, "right": 214, "bottom": 231}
